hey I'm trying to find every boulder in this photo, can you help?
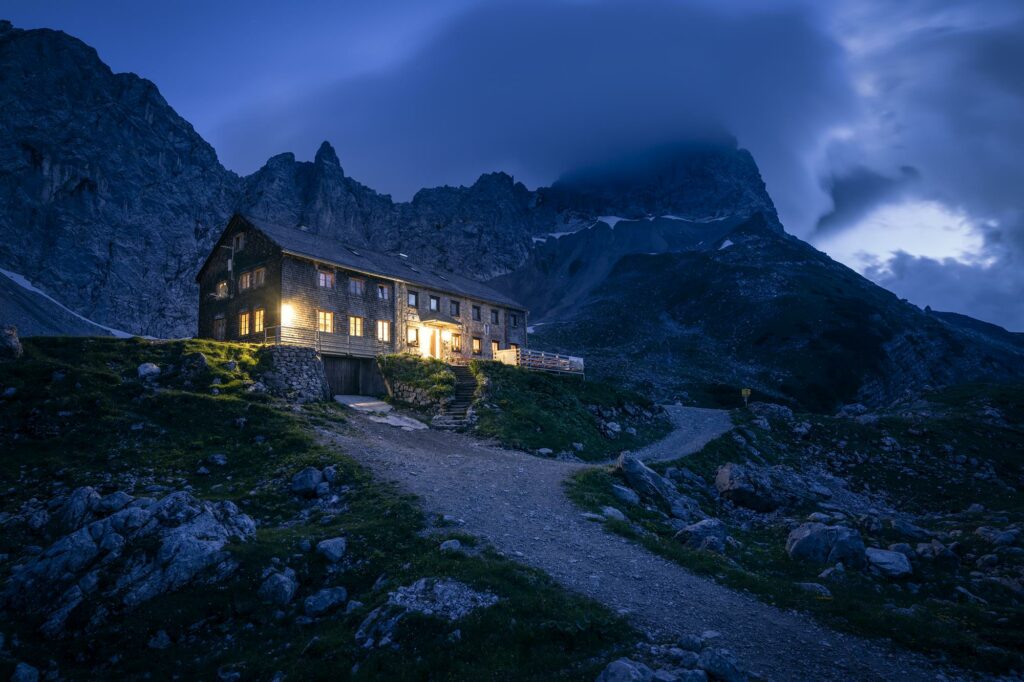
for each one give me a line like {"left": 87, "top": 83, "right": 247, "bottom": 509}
{"left": 601, "top": 506, "right": 627, "bottom": 522}
{"left": 290, "top": 467, "right": 323, "bottom": 496}
{"left": 148, "top": 630, "right": 172, "bottom": 649}
{"left": 317, "top": 537, "right": 347, "bottom": 563}
{"left": 595, "top": 658, "right": 655, "bottom": 682}
{"left": 675, "top": 518, "right": 729, "bottom": 553}
{"left": 1, "top": 325, "right": 23, "bottom": 361}
{"left": 617, "top": 454, "right": 703, "bottom": 521}
{"left": 611, "top": 484, "right": 641, "bottom": 506}
{"left": 439, "top": 539, "right": 462, "bottom": 553}
{"left": 698, "top": 648, "right": 746, "bottom": 682}
{"left": 137, "top": 362, "right": 161, "bottom": 380}
{"left": 785, "top": 523, "right": 865, "bottom": 568}
{"left": 794, "top": 582, "right": 832, "bottom": 598}
{"left": 11, "top": 662, "right": 39, "bottom": 682}
{"left": 865, "top": 548, "right": 913, "bottom": 578}
{"left": 714, "top": 463, "right": 779, "bottom": 512}
{"left": 304, "top": 586, "right": 348, "bottom": 616}
{"left": 915, "top": 540, "right": 959, "bottom": 570}
{"left": 259, "top": 569, "right": 298, "bottom": 605}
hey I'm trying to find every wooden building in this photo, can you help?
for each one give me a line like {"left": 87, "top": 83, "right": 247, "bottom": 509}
{"left": 195, "top": 214, "right": 529, "bottom": 394}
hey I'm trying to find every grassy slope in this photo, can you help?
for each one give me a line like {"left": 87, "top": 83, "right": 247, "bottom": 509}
{"left": 378, "top": 353, "right": 456, "bottom": 402}
{"left": 0, "top": 338, "right": 630, "bottom": 680}
{"left": 469, "top": 360, "right": 671, "bottom": 462}
{"left": 567, "top": 383, "right": 1024, "bottom": 674}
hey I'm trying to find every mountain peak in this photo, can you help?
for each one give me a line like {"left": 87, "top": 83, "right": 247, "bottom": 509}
{"left": 315, "top": 140, "right": 342, "bottom": 172}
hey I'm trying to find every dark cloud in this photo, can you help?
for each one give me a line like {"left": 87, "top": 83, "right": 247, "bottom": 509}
{"left": 213, "top": 0, "right": 855, "bottom": 231}
{"left": 814, "top": 165, "right": 918, "bottom": 235}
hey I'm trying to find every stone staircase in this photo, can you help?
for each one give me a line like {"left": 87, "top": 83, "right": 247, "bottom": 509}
{"left": 431, "top": 365, "right": 477, "bottom": 430}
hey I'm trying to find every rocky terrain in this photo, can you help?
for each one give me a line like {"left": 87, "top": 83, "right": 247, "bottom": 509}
{"left": 0, "top": 20, "right": 771, "bottom": 340}
{"left": 527, "top": 214, "right": 1024, "bottom": 411}
{"left": 569, "top": 384, "right": 1024, "bottom": 675}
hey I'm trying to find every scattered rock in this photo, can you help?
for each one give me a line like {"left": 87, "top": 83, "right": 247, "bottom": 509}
{"left": 698, "top": 648, "right": 746, "bottom": 682}
{"left": 10, "top": 662, "right": 39, "bottom": 682}
{"left": 537, "top": 448, "right": 554, "bottom": 457}
{"left": 148, "top": 630, "right": 171, "bottom": 649}
{"left": 865, "top": 548, "right": 913, "bottom": 578}
{"left": 439, "top": 539, "right": 462, "bottom": 553}
{"left": 595, "top": 658, "right": 654, "bottom": 681}
{"left": 137, "top": 362, "right": 161, "bottom": 380}
{"left": 291, "top": 467, "right": 324, "bottom": 496}
{"left": 601, "top": 506, "right": 627, "bottom": 522}
{"left": 785, "top": 523, "right": 866, "bottom": 568}
{"left": 675, "top": 518, "right": 729, "bottom": 554}
{"left": 617, "top": 454, "right": 703, "bottom": 521}
{"left": 317, "top": 537, "right": 347, "bottom": 563}
{"left": 259, "top": 569, "right": 298, "bottom": 606}
{"left": 714, "top": 463, "right": 779, "bottom": 512}
{"left": 794, "top": 582, "right": 832, "bottom": 598}
{"left": 304, "top": 586, "right": 348, "bottom": 616}
{"left": 611, "top": 484, "right": 641, "bottom": 506}
{"left": 0, "top": 325, "right": 23, "bottom": 361}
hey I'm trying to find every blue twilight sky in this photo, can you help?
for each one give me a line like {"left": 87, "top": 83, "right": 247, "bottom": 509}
{"left": 6, "top": 0, "right": 1024, "bottom": 330}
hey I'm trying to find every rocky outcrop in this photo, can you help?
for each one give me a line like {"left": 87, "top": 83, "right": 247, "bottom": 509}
{"left": 1, "top": 325, "right": 23, "bottom": 360}
{"left": 785, "top": 523, "right": 866, "bottom": 568}
{"left": 2, "top": 488, "right": 255, "bottom": 637}
{"left": 617, "top": 454, "right": 704, "bottom": 521}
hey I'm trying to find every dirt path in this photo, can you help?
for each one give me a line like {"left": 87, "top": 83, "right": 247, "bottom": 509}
{"left": 632, "top": 404, "right": 734, "bottom": 462}
{"left": 319, "top": 407, "right": 950, "bottom": 681}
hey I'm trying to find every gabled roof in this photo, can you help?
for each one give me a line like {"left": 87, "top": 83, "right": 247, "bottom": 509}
{"left": 227, "top": 214, "right": 525, "bottom": 310}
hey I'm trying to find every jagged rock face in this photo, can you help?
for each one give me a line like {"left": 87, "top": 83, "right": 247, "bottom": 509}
{"left": 0, "top": 21, "right": 240, "bottom": 337}
{"left": 531, "top": 214, "right": 1024, "bottom": 411}
{"left": 0, "top": 22, "right": 779, "bottom": 338}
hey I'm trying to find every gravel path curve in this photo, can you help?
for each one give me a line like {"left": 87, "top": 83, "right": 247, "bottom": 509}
{"left": 632, "top": 404, "right": 734, "bottom": 462}
{"left": 319, "top": 407, "right": 952, "bottom": 682}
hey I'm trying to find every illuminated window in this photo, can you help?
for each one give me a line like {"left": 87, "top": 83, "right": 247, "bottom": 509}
{"left": 407, "top": 326, "right": 419, "bottom": 346}
{"left": 491, "top": 340, "right": 499, "bottom": 356}
{"left": 450, "top": 301, "right": 460, "bottom": 317}
{"left": 451, "top": 333, "right": 462, "bottom": 352}
{"left": 377, "top": 284, "right": 390, "bottom": 300}
{"left": 490, "top": 309, "right": 499, "bottom": 325}
{"left": 472, "top": 337, "right": 482, "bottom": 355}
{"left": 317, "top": 310, "right": 334, "bottom": 333}
{"left": 213, "top": 315, "right": 226, "bottom": 340}
{"left": 239, "top": 311, "right": 251, "bottom": 336}
{"left": 510, "top": 313, "right": 518, "bottom": 328}
{"left": 349, "top": 316, "right": 364, "bottom": 336}
{"left": 318, "top": 270, "right": 335, "bottom": 288}
{"left": 349, "top": 278, "right": 365, "bottom": 295}
{"left": 254, "top": 308, "right": 265, "bottom": 334}
{"left": 472, "top": 305, "right": 481, "bottom": 321}
{"left": 408, "top": 291, "right": 419, "bottom": 307}
{"left": 215, "top": 280, "right": 229, "bottom": 299}
{"left": 238, "top": 271, "right": 252, "bottom": 291}
{"left": 252, "top": 267, "right": 266, "bottom": 287}
{"left": 232, "top": 232, "right": 245, "bottom": 251}
{"left": 376, "top": 320, "right": 391, "bottom": 342}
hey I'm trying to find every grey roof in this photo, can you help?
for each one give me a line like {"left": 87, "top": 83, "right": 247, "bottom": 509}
{"left": 240, "top": 215, "right": 525, "bottom": 310}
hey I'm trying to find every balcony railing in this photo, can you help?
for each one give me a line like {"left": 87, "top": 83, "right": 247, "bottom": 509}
{"left": 493, "top": 347, "right": 585, "bottom": 377}
{"left": 263, "top": 325, "right": 391, "bottom": 357}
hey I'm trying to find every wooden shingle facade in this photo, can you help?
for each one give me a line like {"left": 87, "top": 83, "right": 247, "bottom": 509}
{"left": 196, "top": 214, "right": 529, "bottom": 392}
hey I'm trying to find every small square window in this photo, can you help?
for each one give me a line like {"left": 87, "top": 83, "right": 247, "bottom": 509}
{"left": 490, "top": 309, "right": 499, "bottom": 325}
{"left": 318, "top": 270, "right": 335, "bottom": 288}
{"left": 377, "top": 284, "right": 390, "bottom": 300}
{"left": 450, "top": 301, "right": 461, "bottom": 317}
{"left": 472, "top": 305, "right": 481, "bottom": 321}
{"left": 472, "top": 337, "right": 482, "bottom": 355}
{"left": 349, "top": 278, "right": 365, "bottom": 296}
{"left": 349, "top": 316, "right": 364, "bottom": 337}
{"left": 429, "top": 295, "right": 440, "bottom": 311}
{"left": 408, "top": 291, "right": 419, "bottom": 307}
{"left": 317, "top": 310, "right": 334, "bottom": 333}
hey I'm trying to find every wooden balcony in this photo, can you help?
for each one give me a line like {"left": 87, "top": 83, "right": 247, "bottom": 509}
{"left": 493, "top": 347, "right": 585, "bottom": 377}
{"left": 263, "top": 325, "right": 391, "bottom": 358}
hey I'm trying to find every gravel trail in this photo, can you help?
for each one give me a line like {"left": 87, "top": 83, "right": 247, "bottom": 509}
{"left": 319, "top": 406, "right": 951, "bottom": 681}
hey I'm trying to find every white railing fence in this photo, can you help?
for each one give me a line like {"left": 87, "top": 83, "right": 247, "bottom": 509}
{"left": 493, "top": 347, "right": 585, "bottom": 377}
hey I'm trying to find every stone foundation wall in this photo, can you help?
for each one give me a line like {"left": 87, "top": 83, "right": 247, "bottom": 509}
{"left": 258, "top": 346, "right": 330, "bottom": 403}
{"left": 389, "top": 382, "right": 448, "bottom": 411}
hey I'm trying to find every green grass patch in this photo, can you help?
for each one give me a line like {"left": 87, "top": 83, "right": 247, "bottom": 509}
{"left": 0, "top": 338, "right": 632, "bottom": 680}
{"left": 378, "top": 353, "right": 456, "bottom": 401}
{"left": 468, "top": 360, "right": 671, "bottom": 461}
